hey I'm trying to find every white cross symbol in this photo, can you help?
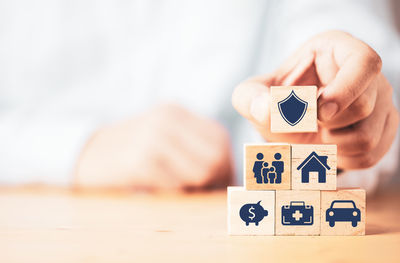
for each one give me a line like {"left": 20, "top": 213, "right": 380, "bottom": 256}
{"left": 292, "top": 210, "right": 303, "bottom": 221}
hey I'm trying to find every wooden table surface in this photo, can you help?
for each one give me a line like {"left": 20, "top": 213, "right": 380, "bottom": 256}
{"left": 0, "top": 187, "right": 399, "bottom": 263}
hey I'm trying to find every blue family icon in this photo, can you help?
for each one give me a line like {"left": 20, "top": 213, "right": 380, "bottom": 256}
{"left": 326, "top": 200, "right": 361, "bottom": 227}
{"left": 278, "top": 90, "right": 308, "bottom": 126}
{"left": 281, "top": 201, "right": 313, "bottom": 226}
{"left": 239, "top": 201, "right": 269, "bottom": 226}
{"left": 297, "top": 151, "right": 330, "bottom": 183}
{"left": 252, "top": 153, "right": 284, "bottom": 184}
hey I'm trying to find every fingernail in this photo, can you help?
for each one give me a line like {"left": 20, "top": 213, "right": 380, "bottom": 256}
{"left": 250, "top": 92, "right": 269, "bottom": 124}
{"left": 319, "top": 102, "right": 338, "bottom": 121}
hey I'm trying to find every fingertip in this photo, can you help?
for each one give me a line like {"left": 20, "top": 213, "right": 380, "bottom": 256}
{"left": 231, "top": 85, "right": 246, "bottom": 114}
{"left": 318, "top": 102, "right": 339, "bottom": 121}
{"left": 317, "top": 84, "right": 342, "bottom": 122}
{"left": 232, "top": 81, "right": 269, "bottom": 119}
{"left": 232, "top": 74, "right": 276, "bottom": 127}
{"left": 250, "top": 91, "right": 270, "bottom": 125}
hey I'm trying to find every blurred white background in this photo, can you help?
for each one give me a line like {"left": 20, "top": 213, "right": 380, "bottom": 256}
{"left": 0, "top": 0, "right": 399, "bottom": 187}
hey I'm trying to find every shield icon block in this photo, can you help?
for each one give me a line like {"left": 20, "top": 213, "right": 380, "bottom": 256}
{"left": 278, "top": 90, "right": 308, "bottom": 126}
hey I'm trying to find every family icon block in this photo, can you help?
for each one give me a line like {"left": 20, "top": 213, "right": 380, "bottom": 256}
{"left": 253, "top": 152, "right": 284, "bottom": 184}
{"left": 245, "top": 144, "right": 291, "bottom": 190}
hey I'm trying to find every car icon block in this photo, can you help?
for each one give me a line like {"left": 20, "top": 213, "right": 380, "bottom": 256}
{"left": 326, "top": 200, "right": 361, "bottom": 227}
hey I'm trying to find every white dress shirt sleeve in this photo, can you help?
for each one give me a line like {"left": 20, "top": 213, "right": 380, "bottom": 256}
{"left": 0, "top": 107, "right": 98, "bottom": 185}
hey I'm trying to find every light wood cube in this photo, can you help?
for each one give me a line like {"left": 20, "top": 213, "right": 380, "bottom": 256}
{"left": 227, "top": 187, "right": 275, "bottom": 235}
{"left": 291, "top": 144, "right": 337, "bottom": 190}
{"left": 275, "top": 190, "right": 320, "bottom": 236}
{"left": 244, "top": 144, "right": 291, "bottom": 190}
{"left": 270, "top": 86, "right": 317, "bottom": 133}
{"left": 321, "top": 189, "right": 366, "bottom": 236}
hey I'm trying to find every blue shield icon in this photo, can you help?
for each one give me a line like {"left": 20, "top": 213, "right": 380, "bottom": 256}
{"left": 278, "top": 91, "right": 308, "bottom": 126}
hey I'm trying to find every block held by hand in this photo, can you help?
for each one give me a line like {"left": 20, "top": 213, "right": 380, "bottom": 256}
{"left": 271, "top": 86, "right": 317, "bottom": 133}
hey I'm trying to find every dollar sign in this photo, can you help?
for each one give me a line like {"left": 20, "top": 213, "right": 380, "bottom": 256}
{"left": 248, "top": 206, "right": 256, "bottom": 220}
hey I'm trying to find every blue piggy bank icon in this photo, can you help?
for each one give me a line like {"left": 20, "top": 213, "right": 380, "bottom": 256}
{"left": 239, "top": 201, "right": 269, "bottom": 226}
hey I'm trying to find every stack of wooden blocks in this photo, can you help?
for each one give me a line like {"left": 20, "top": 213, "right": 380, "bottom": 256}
{"left": 228, "top": 86, "right": 366, "bottom": 236}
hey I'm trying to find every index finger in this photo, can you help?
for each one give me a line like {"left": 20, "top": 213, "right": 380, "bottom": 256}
{"left": 318, "top": 37, "right": 382, "bottom": 121}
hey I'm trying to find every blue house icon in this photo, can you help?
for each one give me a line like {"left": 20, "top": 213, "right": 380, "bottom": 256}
{"left": 297, "top": 151, "right": 330, "bottom": 183}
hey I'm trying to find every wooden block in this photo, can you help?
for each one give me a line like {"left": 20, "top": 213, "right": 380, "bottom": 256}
{"left": 270, "top": 86, "right": 317, "bottom": 133}
{"left": 321, "top": 189, "right": 366, "bottom": 235}
{"left": 275, "top": 190, "right": 320, "bottom": 236}
{"left": 227, "top": 187, "right": 275, "bottom": 235}
{"left": 244, "top": 144, "right": 291, "bottom": 190}
{"left": 291, "top": 144, "right": 337, "bottom": 190}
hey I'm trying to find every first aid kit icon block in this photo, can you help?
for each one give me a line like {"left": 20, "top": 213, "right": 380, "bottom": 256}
{"left": 275, "top": 190, "right": 321, "bottom": 236}
{"left": 244, "top": 144, "right": 291, "bottom": 190}
{"left": 227, "top": 187, "right": 275, "bottom": 235}
{"left": 270, "top": 86, "right": 317, "bottom": 133}
{"left": 291, "top": 144, "right": 337, "bottom": 190}
{"left": 320, "top": 189, "right": 366, "bottom": 236}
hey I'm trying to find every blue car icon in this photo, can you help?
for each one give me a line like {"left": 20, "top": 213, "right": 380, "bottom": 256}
{"left": 326, "top": 200, "right": 361, "bottom": 227}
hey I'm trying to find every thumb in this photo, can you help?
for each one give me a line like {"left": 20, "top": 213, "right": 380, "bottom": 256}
{"left": 232, "top": 75, "right": 274, "bottom": 127}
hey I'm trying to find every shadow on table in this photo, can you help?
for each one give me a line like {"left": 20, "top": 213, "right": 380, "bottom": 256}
{"left": 366, "top": 224, "right": 400, "bottom": 235}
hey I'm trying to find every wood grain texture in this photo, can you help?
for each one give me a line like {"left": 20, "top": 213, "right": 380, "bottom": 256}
{"left": 0, "top": 186, "right": 399, "bottom": 263}
{"left": 228, "top": 187, "right": 275, "bottom": 235}
{"left": 275, "top": 190, "right": 321, "bottom": 236}
{"left": 291, "top": 144, "right": 337, "bottom": 190}
{"left": 244, "top": 144, "right": 291, "bottom": 190}
{"left": 270, "top": 86, "right": 317, "bottom": 133}
{"left": 321, "top": 189, "right": 366, "bottom": 236}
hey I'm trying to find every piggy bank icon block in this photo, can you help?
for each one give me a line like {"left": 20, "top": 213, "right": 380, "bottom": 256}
{"left": 239, "top": 201, "right": 269, "bottom": 226}
{"left": 228, "top": 187, "right": 275, "bottom": 235}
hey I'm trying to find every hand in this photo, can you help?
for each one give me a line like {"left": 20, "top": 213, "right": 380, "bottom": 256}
{"left": 232, "top": 30, "right": 399, "bottom": 170}
{"left": 74, "top": 104, "right": 233, "bottom": 190}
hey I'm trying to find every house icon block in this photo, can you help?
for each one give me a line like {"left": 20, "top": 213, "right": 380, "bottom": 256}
{"left": 296, "top": 151, "right": 330, "bottom": 183}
